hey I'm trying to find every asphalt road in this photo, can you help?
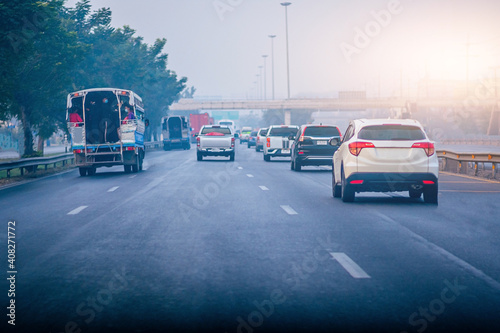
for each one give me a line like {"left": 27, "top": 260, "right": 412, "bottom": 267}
{"left": 1, "top": 144, "right": 500, "bottom": 333}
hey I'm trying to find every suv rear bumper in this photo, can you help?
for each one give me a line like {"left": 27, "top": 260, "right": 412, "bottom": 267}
{"left": 296, "top": 155, "right": 333, "bottom": 166}
{"left": 346, "top": 172, "right": 438, "bottom": 192}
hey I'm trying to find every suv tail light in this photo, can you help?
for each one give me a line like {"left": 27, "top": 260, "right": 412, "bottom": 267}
{"left": 348, "top": 141, "right": 375, "bottom": 156}
{"left": 197, "top": 136, "right": 200, "bottom": 147}
{"left": 231, "top": 137, "right": 235, "bottom": 148}
{"left": 412, "top": 142, "right": 435, "bottom": 156}
{"left": 267, "top": 137, "right": 270, "bottom": 148}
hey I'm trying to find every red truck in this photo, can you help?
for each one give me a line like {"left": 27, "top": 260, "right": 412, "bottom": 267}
{"left": 189, "top": 113, "right": 214, "bottom": 143}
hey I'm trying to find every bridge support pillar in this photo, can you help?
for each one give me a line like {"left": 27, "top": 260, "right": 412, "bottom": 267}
{"left": 284, "top": 110, "right": 291, "bottom": 125}
{"left": 487, "top": 107, "right": 500, "bottom": 135}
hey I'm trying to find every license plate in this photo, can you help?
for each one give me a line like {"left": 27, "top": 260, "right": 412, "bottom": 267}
{"left": 317, "top": 141, "right": 327, "bottom": 145}
{"left": 281, "top": 149, "right": 290, "bottom": 154}
{"left": 211, "top": 148, "right": 221, "bottom": 152}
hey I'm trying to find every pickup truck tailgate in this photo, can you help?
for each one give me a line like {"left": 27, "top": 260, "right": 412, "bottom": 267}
{"left": 200, "top": 136, "right": 231, "bottom": 149}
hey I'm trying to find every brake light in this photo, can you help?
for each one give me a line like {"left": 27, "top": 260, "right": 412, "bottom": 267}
{"left": 423, "top": 180, "right": 435, "bottom": 185}
{"left": 350, "top": 180, "right": 364, "bottom": 184}
{"left": 298, "top": 151, "right": 304, "bottom": 155}
{"left": 231, "top": 137, "right": 235, "bottom": 148}
{"left": 412, "top": 142, "right": 435, "bottom": 156}
{"left": 197, "top": 136, "right": 200, "bottom": 147}
{"left": 73, "top": 149, "right": 82, "bottom": 154}
{"left": 348, "top": 141, "right": 375, "bottom": 156}
{"left": 267, "top": 137, "right": 271, "bottom": 148}
{"left": 299, "top": 127, "right": 306, "bottom": 142}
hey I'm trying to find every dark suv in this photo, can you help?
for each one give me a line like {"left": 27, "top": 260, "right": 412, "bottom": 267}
{"left": 290, "top": 125, "right": 342, "bottom": 171}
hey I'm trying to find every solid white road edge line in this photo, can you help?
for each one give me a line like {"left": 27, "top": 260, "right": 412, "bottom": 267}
{"left": 330, "top": 252, "right": 371, "bottom": 279}
{"left": 377, "top": 212, "right": 500, "bottom": 291}
{"left": 108, "top": 186, "right": 119, "bottom": 192}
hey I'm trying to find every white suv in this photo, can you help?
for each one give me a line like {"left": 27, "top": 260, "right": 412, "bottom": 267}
{"left": 332, "top": 119, "right": 439, "bottom": 203}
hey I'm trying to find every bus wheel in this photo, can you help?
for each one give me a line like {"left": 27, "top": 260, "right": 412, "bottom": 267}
{"left": 87, "top": 167, "right": 96, "bottom": 176}
{"left": 124, "top": 165, "right": 132, "bottom": 173}
{"left": 132, "top": 156, "right": 139, "bottom": 173}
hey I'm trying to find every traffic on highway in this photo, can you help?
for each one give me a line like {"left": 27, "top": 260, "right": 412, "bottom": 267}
{"left": 2, "top": 0, "right": 500, "bottom": 333}
{"left": 2, "top": 135, "right": 500, "bottom": 332}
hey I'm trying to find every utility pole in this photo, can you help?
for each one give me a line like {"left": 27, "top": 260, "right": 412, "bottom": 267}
{"left": 268, "top": 35, "right": 276, "bottom": 100}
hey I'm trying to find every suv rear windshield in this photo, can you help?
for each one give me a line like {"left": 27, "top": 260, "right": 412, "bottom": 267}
{"left": 201, "top": 127, "right": 231, "bottom": 135}
{"left": 303, "top": 126, "right": 340, "bottom": 137}
{"left": 269, "top": 127, "right": 298, "bottom": 137}
{"left": 358, "top": 125, "right": 426, "bottom": 141}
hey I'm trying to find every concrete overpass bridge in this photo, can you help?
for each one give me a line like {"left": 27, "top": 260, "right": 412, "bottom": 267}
{"left": 169, "top": 98, "right": 500, "bottom": 134}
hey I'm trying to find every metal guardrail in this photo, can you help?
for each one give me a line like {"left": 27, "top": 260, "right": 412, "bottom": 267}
{"left": 437, "top": 150, "right": 499, "bottom": 178}
{"left": 0, "top": 142, "right": 164, "bottom": 178}
{"left": 0, "top": 153, "right": 74, "bottom": 178}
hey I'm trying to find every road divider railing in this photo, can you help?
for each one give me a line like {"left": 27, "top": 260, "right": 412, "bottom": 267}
{"left": 0, "top": 153, "right": 74, "bottom": 178}
{"left": 0, "top": 142, "right": 164, "bottom": 179}
{"left": 437, "top": 150, "right": 500, "bottom": 178}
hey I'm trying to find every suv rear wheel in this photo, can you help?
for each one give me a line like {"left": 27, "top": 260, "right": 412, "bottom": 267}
{"left": 332, "top": 169, "right": 341, "bottom": 198}
{"left": 423, "top": 184, "right": 438, "bottom": 204}
{"left": 341, "top": 168, "right": 355, "bottom": 202}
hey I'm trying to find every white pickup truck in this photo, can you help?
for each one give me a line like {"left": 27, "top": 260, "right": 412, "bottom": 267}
{"left": 263, "top": 125, "right": 299, "bottom": 161}
{"left": 196, "top": 125, "right": 235, "bottom": 161}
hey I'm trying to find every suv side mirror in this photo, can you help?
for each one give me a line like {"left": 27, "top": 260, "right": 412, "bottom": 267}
{"left": 234, "top": 133, "right": 239, "bottom": 138}
{"left": 329, "top": 137, "right": 340, "bottom": 146}
{"left": 288, "top": 135, "right": 295, "bottom": 141}
{"left": 145, "top": 119, "right": 150, "bottom": 127}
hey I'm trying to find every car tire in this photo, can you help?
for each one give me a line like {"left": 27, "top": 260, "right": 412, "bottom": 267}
{"left": 409, "top": 188, "right": 422, "bottom": 199}
{"left": 341, "top": 168, "right": 355, "bottom": 202}
{"left": 264, "top": 154, "right": 270, "bottom": 162}
{"left": 79, "top": 167, "right": 87, "bottom": 177}
{"left": 332, "top": 170, "right": 341, "bottom": 198}
{"left": 423, "top": 183, "right": 438, "bottom": 204}
{"left": 229, "top": 153, "right": 235, "bottom": 161}
{"left": 197, "top": 152, "right": 202, "bottom": 161}
{"left": 294, "top": 160, "right": 301, "bottom": 171}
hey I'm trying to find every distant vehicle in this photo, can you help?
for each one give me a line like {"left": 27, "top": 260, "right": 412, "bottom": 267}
{"left": 332, "top": 119, "right": 439, "bottom": 203}
{"left": 197, "top": 125, "right": 235, "bottom": 161}
{"left": 239, "top": 126, "right": 252, "bottom": 143}
{"left": 255, "top": 128, "right": 268, "bottom": 152}
{"left": 189, "top": 113, "right": 214, "bottom": 143}
{"left": 263, "top": 125, "right": 299, "bottom": 161}
{"left": 290, "top": 125, "right": 342, "bottom": 171}
{"left": 67, "top": 88, "right": 147, "bottom": 176}
{"left": 247, "top": 130, "right": 258, "bottom": 148}
{"left": 218, "top": 119, "right": 236, "bottom": 133}
{"left": 161, "top": 115, "right": 190, "bottom": 150}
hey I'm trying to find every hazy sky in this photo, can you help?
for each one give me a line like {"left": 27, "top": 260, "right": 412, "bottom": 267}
{"left": 65, "top": 0, "right": 500, "bottom": 99}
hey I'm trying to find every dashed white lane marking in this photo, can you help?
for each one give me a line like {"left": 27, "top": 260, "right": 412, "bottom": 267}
{"left": 280, "top": 205, "right": 298, "bottom": 215}
{"left": 238, "top": 167, "right": 243, "bottom": 170}
{"left": 108, "top": 186, "right": 119, "bottom": 192}
{"left": 259, "top": 186, "right": 269, "bottom": 191}
{"left": 246, "top": 174, "right": 254, "bottom": 178}
{"left": 129, "top": 175, "right": 137, "bottom": 179}
{"left": 330, "top": 252, "right": 371, "bottom": 279}
{"left": 68, "top": 206, "right": 88, "bottom": 215}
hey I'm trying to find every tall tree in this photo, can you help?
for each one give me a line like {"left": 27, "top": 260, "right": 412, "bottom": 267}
{"left": 0, "top": 0, "right": 83, "bottom": 156}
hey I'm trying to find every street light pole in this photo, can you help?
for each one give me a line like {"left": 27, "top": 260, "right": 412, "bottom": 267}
{"left": 281, "top": 2, "right": 291, "bottom": 100}
{"left": 262, "top": 55, "right": 268, "bottom": 100}
{"left": 268, "top": 35, "right": 276, "bottom": 100}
